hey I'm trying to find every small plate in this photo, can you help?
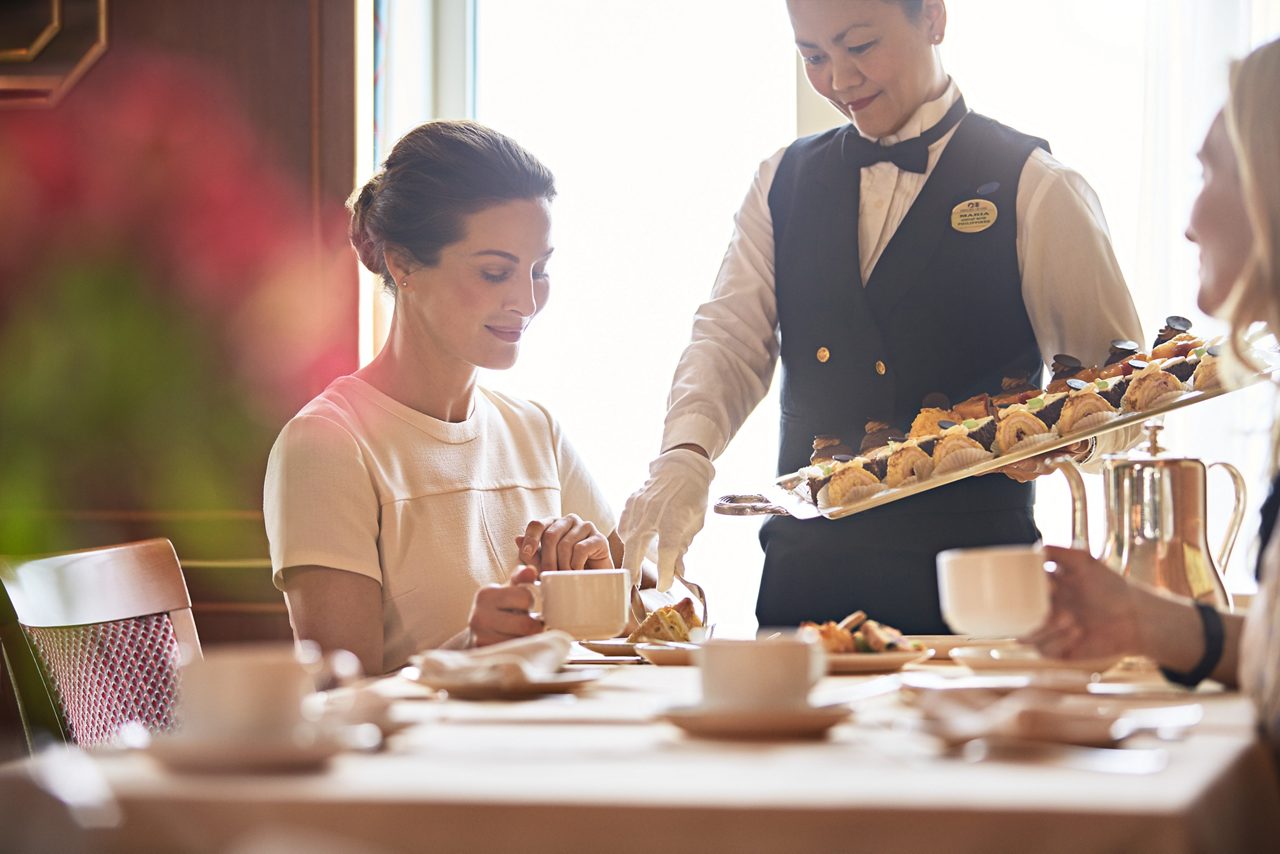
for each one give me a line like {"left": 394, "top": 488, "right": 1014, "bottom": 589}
{"left": 826, "top": 649, "right": 932, "bottom": 674}
{"left": 147, "top": 733, "right": 342, "bottom": 774}
{"left": 426, "top": 668, "right": 606, "bottom": 701}
{"left": 951, "top": 644, "right": 1123, "bottom": 674}
{"left": 636, "top": 642, "right": 698, "bottom": 666}
{"left": 661, "top": 703, "right": 851, "bottom": 740}
{"left": 577, "top": 639, "right": 637, "bottom": 656}
{"left": 904, "top": 635, "right": 1017, "bottom": 661}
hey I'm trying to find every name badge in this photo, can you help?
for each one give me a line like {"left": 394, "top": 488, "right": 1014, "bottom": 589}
{"left": 951, "top": 198, "right": 998, "bottom": 233}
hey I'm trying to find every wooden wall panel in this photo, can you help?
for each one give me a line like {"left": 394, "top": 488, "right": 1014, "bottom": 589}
{"left": 0, "top": 1, "right": 360, "bottom": 755}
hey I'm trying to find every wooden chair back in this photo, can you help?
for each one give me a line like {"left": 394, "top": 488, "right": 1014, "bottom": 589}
{"left": 0, "top": 539, "right": 201, "bottom": 749}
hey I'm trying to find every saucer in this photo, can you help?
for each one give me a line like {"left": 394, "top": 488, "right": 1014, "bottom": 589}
{"left": 636, "top": 642, "right": 697, "bottom": 666}
{"left": 661, "top": 703, "right": 851, "bottom": 740}
{"left": 951, "top": 644, "right": 1124, "bottom": 675}
{"left": 826, "top": 649, "right": 932, "bottom": 674}
{"left": 423, "top": 668, "right": 606, "bottom": 701}
{"left": 147, "top": 731, "right": 342, "bottom": 774}
{"left": 904, "top": 635, "right": 1017, "bottom": 661}
{"left": 577, "top": 639, "right": 638, "bottom": 657}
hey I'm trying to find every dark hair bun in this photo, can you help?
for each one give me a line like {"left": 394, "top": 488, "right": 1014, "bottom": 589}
{"left": 347, "top": 175, "right": 386, "bottom": 277}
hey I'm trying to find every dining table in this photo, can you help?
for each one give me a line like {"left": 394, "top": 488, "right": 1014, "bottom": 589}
{"left": 1, "top": 654, "right": 1278, "bottom": 854}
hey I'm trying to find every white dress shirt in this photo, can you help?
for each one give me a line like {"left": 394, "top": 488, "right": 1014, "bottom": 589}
{"left": 661, "top": 81, "right": 1144, "bottom": 465}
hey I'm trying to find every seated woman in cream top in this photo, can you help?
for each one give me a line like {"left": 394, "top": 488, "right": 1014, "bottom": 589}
{"left": 265, "top": 121, "right": 622, "bottom": 674}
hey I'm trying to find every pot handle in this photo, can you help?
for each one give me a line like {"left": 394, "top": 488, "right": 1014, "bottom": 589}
{"left": 1208, "top": 462, "right": 1247, "bottom": 577}
{"left": 1045, "top": 456, "right": 1090, "bottom": 552}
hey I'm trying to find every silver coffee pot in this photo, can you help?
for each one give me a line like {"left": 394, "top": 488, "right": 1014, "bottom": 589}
{"left": 1049, "top": 421, "right": 1246, "bottom": 609}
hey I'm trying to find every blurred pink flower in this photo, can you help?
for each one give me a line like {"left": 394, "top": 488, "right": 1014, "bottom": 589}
{"left": 0, "top": 53, "right": 358, "bottom": 548}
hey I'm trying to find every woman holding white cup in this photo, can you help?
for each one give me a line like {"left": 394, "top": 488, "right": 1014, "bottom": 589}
{"left": 1026, "top": 40, "right": 1280, "bottom": 761}
{"left": 265, "top": 122, "right": 653, "bottom": 674}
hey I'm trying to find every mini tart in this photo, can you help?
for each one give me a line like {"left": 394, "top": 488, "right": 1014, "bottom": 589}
{"left": 1057, "top": 389, "right": 1116, "bottom": 435}
{"left": 1122, "top": 364, "right": 1185, "bottom": 412}
{"left": 992, "top": 387, "right": 1041, "bottom": 408}
{"left": 1151, "top": 333, "right": 1202, "bottom": 361}
{"left": 909, "top": 407, "right": 958, "bottom": 439}
{"left": 1046, "top": 366, "right": 1102, "bottom": 394}
{"left": 912, "top": 435, "right": 940, "bottom": 456}
{"left": 931, "top": 434, "right": 993, "bottom": 475}
{"left": 1025, "top": 392, "right": 1068, "bottom": 429}
{"left": 824, "top": 460, "right": 884, "bottom": 505}
{"left": 1094, "top": 376, "right": 1129, "bottom": 409}
{"left": 1160, "top": 356, "right": 1196, "bottom": 384}
{"left": 962, "top": 416, "right": 997, "bottom": 451}
{"left": 799, "top": 462, "right": 835, "bottom": 505}
{"left": 885, "top": 443, "right": 934, "bottom": 487}
{"left": 952, "top": 393, "right": 994, "bottom": 421}
{"left": 859, "top": 445, "right": 893, "bottom": 482}
{"left": 1193, "top": 354, "right": 1222, "bottom": 391}
{"left": 995, "top": 407, "right": 1051, "bottom": 455}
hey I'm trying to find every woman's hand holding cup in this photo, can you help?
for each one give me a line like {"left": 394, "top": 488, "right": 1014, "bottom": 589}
{"left": 1024, "top": 545, "right": 1148, "bottom": 661}
{"left": 468, "top": 566, "right": 544, "bottom": 647}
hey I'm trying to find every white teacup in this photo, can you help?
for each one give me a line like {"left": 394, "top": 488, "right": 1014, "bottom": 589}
{"left": 520, "top": 568, "right": 629, "bottom": 640}
{"left": 695, "top": 636, "right": 825, "bottom": 712}
{"left": 937, "top": 544, "right": 1050, "bottom": 637}
{"left": 178, "top": 642, "right": 318, "bottom": 744}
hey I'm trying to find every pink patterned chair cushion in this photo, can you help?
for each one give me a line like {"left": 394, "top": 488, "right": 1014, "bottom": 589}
{"left": 23, "top": 612, "right": 182, "bottom": 748}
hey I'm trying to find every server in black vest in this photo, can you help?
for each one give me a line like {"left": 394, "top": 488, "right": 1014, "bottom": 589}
{"left": 619, "top": 0, "right": 1143, "bottom": 632}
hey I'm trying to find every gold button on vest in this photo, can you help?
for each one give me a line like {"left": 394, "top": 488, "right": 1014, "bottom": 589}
{"left": 874, "top": 359, "right": 887, "bottom": 375}
{"left": 816, "top": 346, "right": 830, "bottom": 363}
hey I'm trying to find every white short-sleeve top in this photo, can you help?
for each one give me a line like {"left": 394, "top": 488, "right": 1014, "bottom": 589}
{"left": 264, "top": 375, "right": 615, "bottom": 671}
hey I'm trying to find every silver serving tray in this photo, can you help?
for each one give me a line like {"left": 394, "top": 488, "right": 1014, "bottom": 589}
{"left": 716, "top": 366, "right": 1274, "bottom": 521}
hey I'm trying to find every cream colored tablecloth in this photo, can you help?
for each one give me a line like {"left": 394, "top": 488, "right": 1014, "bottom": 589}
{"left": 2, "top": 665, "right": 1278, "bottom": 853}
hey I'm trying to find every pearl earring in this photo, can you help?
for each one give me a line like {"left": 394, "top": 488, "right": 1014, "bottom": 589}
{"left": 399, "top": 278, "right": 409, "bottom": 289}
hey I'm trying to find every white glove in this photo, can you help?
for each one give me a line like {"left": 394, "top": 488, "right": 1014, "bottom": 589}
{"left": 618, "top": 448, "right": 715, "bottom": 591}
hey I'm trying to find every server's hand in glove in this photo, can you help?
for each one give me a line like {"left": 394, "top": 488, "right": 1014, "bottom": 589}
{"left": 618, "top": 448, "right": 715, "bottom": 591}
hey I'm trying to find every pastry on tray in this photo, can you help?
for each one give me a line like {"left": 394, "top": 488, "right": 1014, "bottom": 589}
{"left": 885, "top": 442, "right": 933, "bottom": 487}
{"left": 994, "top": 406, "right": 1051, "bottom": 454}
{"left": 824, "top": 459, "right": 884, "bottom": 505}
{"left": 931, "top": 433, "right": 992, "bottom": 475}
{"left": 1122, "top": 363, "right": 1185, "bottom": 412}
{"left": 909, "top": 407, "right": 957, "bottom": 439}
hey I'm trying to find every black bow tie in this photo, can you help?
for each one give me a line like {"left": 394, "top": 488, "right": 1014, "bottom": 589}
{"left": 840, "top": 96, "right": 968, "bottom": 174}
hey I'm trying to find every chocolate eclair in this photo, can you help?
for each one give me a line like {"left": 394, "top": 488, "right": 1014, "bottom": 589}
{"left": 1106, "top": 339, "right": 1141, "bottom": 365}
{"left": 859, "top": 420, "right": 906, "bottom": 453}
{"left": 1152, "top": 315, "right": 1192, "bottom": 349}
{"left": 811, "top": 434, "right": 854, "bottom": 464}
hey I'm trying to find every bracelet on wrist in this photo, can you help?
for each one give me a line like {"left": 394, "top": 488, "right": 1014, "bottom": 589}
{"left": 1159, "top": 601, "right": 1225, "bottom": 688}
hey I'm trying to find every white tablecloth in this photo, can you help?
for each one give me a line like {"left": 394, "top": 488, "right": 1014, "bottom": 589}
{"left": 2, "top": 666, "right": 1278, "bottom": 853}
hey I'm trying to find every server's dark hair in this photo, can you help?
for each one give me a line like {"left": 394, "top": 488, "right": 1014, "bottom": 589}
{"left": 348, "top": 120, "right": 556, "bottom": 294}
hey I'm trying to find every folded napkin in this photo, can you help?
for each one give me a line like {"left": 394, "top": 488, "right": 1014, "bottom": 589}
{"left": 914, "top": 688, "right": 1141, "bottom": 748}
{"left": 407, "top": 631, "right": 573, "bottom": 689}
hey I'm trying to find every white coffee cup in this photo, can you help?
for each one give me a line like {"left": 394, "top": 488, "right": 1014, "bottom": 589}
{"left": 520, "top": 568, "right": 629, "bottom": 640}
{"left": 178, "top": 642, "right": 318, "bottom": 744}
{"left": 695, "top": 636, "right": 825, "bottom": 712}
{"left": 936, "top": 544, "right": 1051, "bottom": 637}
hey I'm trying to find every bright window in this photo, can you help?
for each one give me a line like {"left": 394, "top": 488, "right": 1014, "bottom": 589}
{"left": 472, "top": 0, "right": 795, "bottom": 634}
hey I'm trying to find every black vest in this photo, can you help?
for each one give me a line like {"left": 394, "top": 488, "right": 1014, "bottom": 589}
{"left": 769, "top": 112, "right": 1048, "bottom": 515}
